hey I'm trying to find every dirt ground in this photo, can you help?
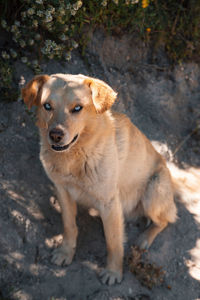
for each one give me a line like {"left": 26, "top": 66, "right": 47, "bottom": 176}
{"left": 0, "top": 31, "right": 200, "bottom": 300}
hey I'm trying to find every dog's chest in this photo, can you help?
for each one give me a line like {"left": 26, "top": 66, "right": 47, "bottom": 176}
{"left": 41, "top": 150, "right": 114, "bottom": 207}
{"left": 41, "top": 151, "right": 101, "bottom": 189}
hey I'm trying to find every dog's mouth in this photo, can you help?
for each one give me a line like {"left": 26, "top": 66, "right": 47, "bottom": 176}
{"left": 51, "top": 134, "right": 78, "bottom": 152}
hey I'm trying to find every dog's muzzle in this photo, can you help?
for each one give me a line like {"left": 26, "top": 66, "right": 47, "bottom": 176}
{"left": 51, "top": 134, "right": 78, "bottom": 152}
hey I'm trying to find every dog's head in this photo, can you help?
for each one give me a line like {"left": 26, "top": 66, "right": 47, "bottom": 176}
{"left": 22, "top": 74, "right": 117, "bottom": 152}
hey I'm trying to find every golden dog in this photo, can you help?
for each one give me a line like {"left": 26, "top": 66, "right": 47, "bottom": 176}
{"left": 22, "top": 74, "right": 177, "bottom": 285}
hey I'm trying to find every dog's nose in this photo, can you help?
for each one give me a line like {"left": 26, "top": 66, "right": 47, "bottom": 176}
{"left": 49, "top": 128, "right": 64, "bottom": 143}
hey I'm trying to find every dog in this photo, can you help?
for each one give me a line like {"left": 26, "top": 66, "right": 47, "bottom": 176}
{"left": 22, "top": 74, "right": 177, "bottom": 285}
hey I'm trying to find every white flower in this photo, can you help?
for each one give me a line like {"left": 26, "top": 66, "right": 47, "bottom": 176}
{"left": 64, "top": 52, "right": 71, "bottom": 61}
{"left": 33, "top": 20, "right": 38, "bottom": 27}
{"left": 51, "top": 41, "right": 58, "bottom": 49}
{"left": 12, "top": 37, "right": 17, "bottom": 43}
{"left": 45, "top": 23, "right": 53, "bottom": 31}
{"left": 1, "top": 51, "right": 10, "bottom": 59}
{"left": 72, "top": 40, "right": 78, "bottom": 49}
{"left": 101, "top": 0, "right": 107, "bottom": 6}
{"left": 47, "top": 6, "right": 55, "bottom": 14}
{"left": 77, "top": 0, "right": 83, "bottom": 9}
{"left": 41, "top": 40, "right": 58, "bottom": 56}
{"left": 45, "top": 12, "right": 53, "bottom": 23}
{"left": 55, "top": 44, "right": 63, "bottom": 56}
{"left": 21, "top": 11, "right": 26, "bottom": 19}
{"left": 73, "top": 1, "right": 82, "bottom": 10}
{"left": 112, "top": 0, "right": 119, "bottom": 4}
{"left": 45, "top": 14, "right": 53, "bottom": 23}
{"left": 36, "top": 0, "right": 43, "bottom": 4}
{"left": 10, "top": 49, "right": 17, "bottom": 58}
{"left": 45, "top": 15, "right": 53, "bottom": 22}
{"left": 41, "top": 48, "right": 46, "bottom": 55}
{"left": 63, "top": 25, "right": 69, "bottom": 32}
{"left": 14, "top": 21, "right": 20, "bottom": 27}
{"left": 11, "top": 25, "right": 18, "bottom": 33}
{"left": 27, "top": 8, "right": 35, "bottom": 15}
{"left": 37, "top": 10, "right": 43, "bottom": 17}
{"left": 35, "top": 33, "right": 41, "bottom": 40}
{"left": 32, "top": 59, "right": 38, "bottom": 66}
{"left": 21, "top": 57, "right": 28, "bottom": 63}
{"left": 1, "top": 20, "right": 7, "bottom": 28}
{"left": 131, "top": 0, "right": 139, "bottom": 3}
{"left": 47, "top": 53, "right": 54, "bottom": 59}
{"left": 28, "top": 39, "right": 34, "bottom": 46}
{"left": 58, "top": 7, "right": 65, "bottom": 16}
{"left": 59, "top": 34, "right": 68, "bottom": 41}
{"left": 71, "top": 9, "right": 77, "bottom": 16}
{"left": 19, "top": 39, "right": 26, "bottom": 48}
{"left": 14, "top": 31, "right": 21, "bottom": 39}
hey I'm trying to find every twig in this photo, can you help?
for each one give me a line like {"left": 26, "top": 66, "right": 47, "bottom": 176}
{"left": 171, "top": 0, "right": 184, "bottom": 35}
{"left": 173, "top": 125, "right": 200, "bottom": 156}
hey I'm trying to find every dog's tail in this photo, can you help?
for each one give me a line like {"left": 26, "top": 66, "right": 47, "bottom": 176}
{"left": 167, "top": 162, "right": 200, "bottom": 210}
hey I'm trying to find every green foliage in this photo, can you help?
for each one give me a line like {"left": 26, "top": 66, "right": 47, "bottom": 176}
{"left": 0, "top": 0, "right": 199, "bottom": 101}
{"left": 0, "top": 0, "right": 199, "bottom": 64}
{"left": 0, "top": 59, "right": 19, "bottom": 102}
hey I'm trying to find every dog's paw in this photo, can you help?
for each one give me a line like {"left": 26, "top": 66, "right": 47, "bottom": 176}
{"left": 51, "top": 245, "right": 75, "bottom": 266}
{"left": 136, "top": 234, "right": 150, "bottom": 250}
{"left": 99, "top": 269, "right": 122, "bottom": 285}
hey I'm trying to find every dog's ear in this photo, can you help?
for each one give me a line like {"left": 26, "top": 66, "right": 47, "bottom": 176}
{"left": 84, "top": 78, "right": 117, "bottom": 113}
{"left": 21, "top": 75, "right": 50, "bottom": 109}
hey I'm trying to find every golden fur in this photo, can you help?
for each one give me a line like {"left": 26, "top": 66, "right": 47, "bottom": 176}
{"left": 22, "top": 74, "right": 177, "bottom": 285}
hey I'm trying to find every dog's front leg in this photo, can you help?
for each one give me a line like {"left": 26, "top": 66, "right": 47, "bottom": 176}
{"left": 51, "top": 185, "right": 78, "bottom": 266}
{"left": 99, "top": 196, "right": 124, "bottom": 285}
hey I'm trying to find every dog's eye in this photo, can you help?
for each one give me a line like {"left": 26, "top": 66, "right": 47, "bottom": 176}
{"left": 71, "top": 105, "right": 83, "bottom": 113}
{"left": 43, "top": 103, "right": 52, "bottom": 111}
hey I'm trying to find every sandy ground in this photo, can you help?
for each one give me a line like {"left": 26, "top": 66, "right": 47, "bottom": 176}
{"left": 0, "top": 31, "right": 200, "bottom": 299}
